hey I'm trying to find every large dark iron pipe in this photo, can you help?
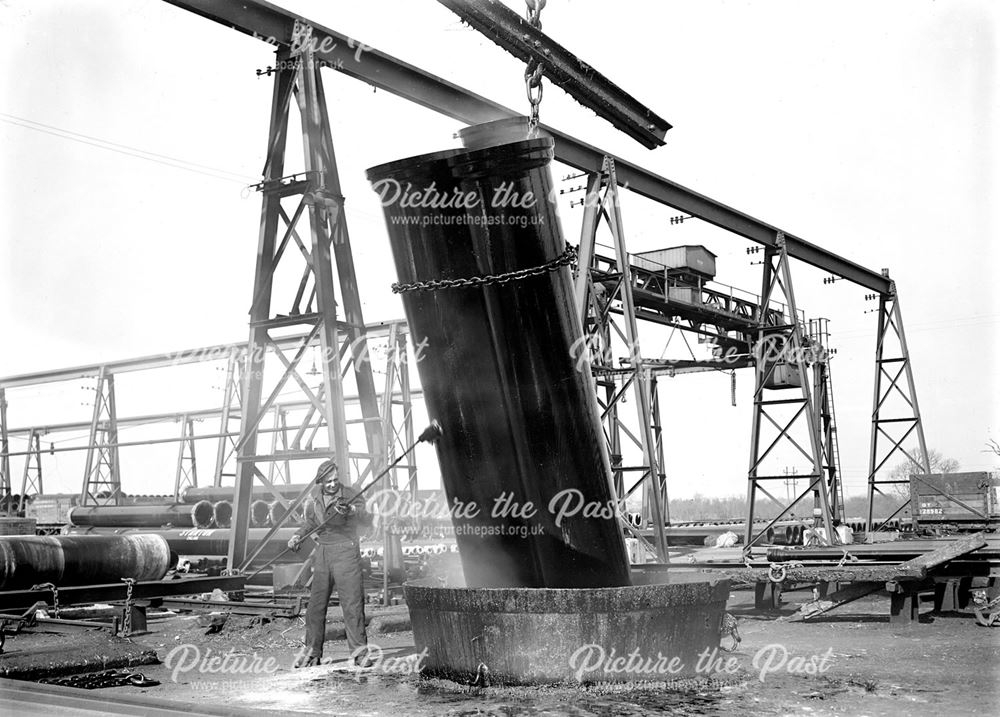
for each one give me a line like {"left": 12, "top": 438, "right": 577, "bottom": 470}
{"left": 367, "top": 136, "right": 629, "bottom": 589}
{"left": 64, "top": 526, "right": 307, "bottom": 565}
{"left": 67, "top": 501, "right": 214, "bottom": 529}
{"left": 0, "top": 534, "right": 172, "bottom": 590}
{"left": 212, "top": 501, "right": 233, "bottom": 529}
{"left": 180, "top": 484, "right": 309, "bottom": 504}
{"left": 250, "top": 500, "right": 271, "bottom": 528}
{"left": 268, "top": 501, "right": 288, "bottom": 527}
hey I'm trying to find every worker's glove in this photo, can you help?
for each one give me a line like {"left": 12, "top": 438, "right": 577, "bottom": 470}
{"left": 333, "top": 500, "right": 357, "bottom": 517}
{"left": 287, "top": 534, "right": 303, "bottom": 552}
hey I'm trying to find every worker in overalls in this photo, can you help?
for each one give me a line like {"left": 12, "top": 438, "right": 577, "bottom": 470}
{"left": 288, "top": 459, "right": 373, "bottom": 668}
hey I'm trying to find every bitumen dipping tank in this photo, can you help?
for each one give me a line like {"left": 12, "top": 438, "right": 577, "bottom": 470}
{"left": 404, "top": 574, "right": 730, "bottom": 685}
{"left": 370, "top": 123, "right": 728, "bottom": 684}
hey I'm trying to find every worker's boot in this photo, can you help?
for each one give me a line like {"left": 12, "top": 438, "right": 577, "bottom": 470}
{"left": 352, "top": 647, "right": 375, "bottom": 669}
{"left": 293, "top": 651, "right": 320, "bottom": 669}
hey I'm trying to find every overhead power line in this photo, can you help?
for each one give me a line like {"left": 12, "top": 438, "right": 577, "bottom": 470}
{"left": 0, "top": 111, "right": 257, "bottom": 185}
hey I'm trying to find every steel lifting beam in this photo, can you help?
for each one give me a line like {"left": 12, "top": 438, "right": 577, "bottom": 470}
{"left": 436, "top": 0, "right": 671, "bottom": 148}
{"left": 161, "top": 0, "right": 893, "bottom": 295}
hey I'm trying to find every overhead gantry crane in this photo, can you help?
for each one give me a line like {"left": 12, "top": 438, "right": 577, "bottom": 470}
{"left": 0, "top": 0, "right": 932, "bottom": 565}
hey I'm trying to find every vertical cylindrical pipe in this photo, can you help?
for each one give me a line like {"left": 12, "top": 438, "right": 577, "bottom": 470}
{"left": 367, "top": 138, "right": 629, "bottom": 589}
{"left": 212, "top": 501, "right": 233, "bottom": 529}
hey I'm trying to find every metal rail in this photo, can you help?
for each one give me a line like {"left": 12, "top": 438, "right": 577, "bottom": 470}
{"left": 0, "top": 320, "right": 408, "bottom": 389}
{"left": 3, "top": 390, "right": 421, "bottom": 439}
{"left": 162, "top": 0, "right": 893, "bottom": 295}
{"left": 0, "top": 575, "right": 246, "bottom": 612}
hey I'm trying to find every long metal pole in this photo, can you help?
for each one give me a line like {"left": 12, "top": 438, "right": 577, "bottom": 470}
{"left": 0, "top": 388, "right": 10, "bottom": 515}
{"left": 244, "top": 425, "right": 440, "bottom": 579}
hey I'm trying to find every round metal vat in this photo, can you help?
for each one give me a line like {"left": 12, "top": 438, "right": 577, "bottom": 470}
{"left": 404, "top": 576, "right": 730, "bottom": 684}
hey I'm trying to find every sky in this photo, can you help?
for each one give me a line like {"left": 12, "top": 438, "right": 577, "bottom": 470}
{"left": 0, "top": 0, "right": 997, "bottom": 503}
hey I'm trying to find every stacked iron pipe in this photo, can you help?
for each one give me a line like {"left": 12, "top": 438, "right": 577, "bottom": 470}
{"left": 62, "top": 487, "right": 310, "bottom": 530}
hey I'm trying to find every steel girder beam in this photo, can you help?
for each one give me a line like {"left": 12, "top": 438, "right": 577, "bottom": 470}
{"left": 18, "top": 430, "right": 43, "bottom": 500}
{"left": 2, "top": 394, "right": 421, "bottom": 437}
{"left": 744, "top": 237, "right": 835, "bottom": 550}
{"left": 80, "top": 369, "right": 121, "bottom": 506}
{"left": 574, "top": 159, "right": 669, "bottom": 562}
{"left": 173, "top": 414, "right": 199, "bottom": 501}
{"left": 162, "top": 0, "right": 893, "bottom": 296}
{"left": 436, "top": 0, "right": 671, "bottom": 148}
{"left": 865, "top": 293, "right": 930, "bottom": 533}
{"left": 0, "top": 321, "right": 408, "bottom": 390}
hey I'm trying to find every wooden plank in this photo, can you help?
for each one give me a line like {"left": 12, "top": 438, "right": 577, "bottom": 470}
{"left": 896, "top": 532, "right": 987, "bottom": 575}
{"left": 787, "top": 582, "right": 883, "bottom": 622}
{"left": 707, "top": 564, "right": 925, "bottom": 585}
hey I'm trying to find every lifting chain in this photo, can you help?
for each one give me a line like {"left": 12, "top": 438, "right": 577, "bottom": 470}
{"left": 523, "top": 0, "right": 547, "bottom": 135}
{"left": 31, "top": 582, "right": 59, "bottom": 618}
{"left": 836, "top": 549, "right": 858, "bottom": 568}
{"left": 41, "top": 669, "right": 160, "bottom": 689}
{"left": 767, "top": 560, "right": 804, "bottom": 583}
{"left": 392, "top": 246, "right": 576, "bottom": 294}
{"left": 120, "top": 578, "right": 135, "bottom": 637}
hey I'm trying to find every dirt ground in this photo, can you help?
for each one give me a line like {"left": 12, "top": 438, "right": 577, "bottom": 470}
{"left": 6, "top": 582, "right": 997, "bottom": 716}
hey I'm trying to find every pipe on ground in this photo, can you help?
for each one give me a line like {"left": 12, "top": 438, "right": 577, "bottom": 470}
{"left": 67, "top": 501, "right": 215, "bottom": 529}
{"left": 0, "top": 534, "right": 173, "bottom": 590}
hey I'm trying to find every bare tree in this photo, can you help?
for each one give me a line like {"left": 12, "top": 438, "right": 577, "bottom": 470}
{"left": 887, "top": 448, "right": 959, "bottom": 498}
